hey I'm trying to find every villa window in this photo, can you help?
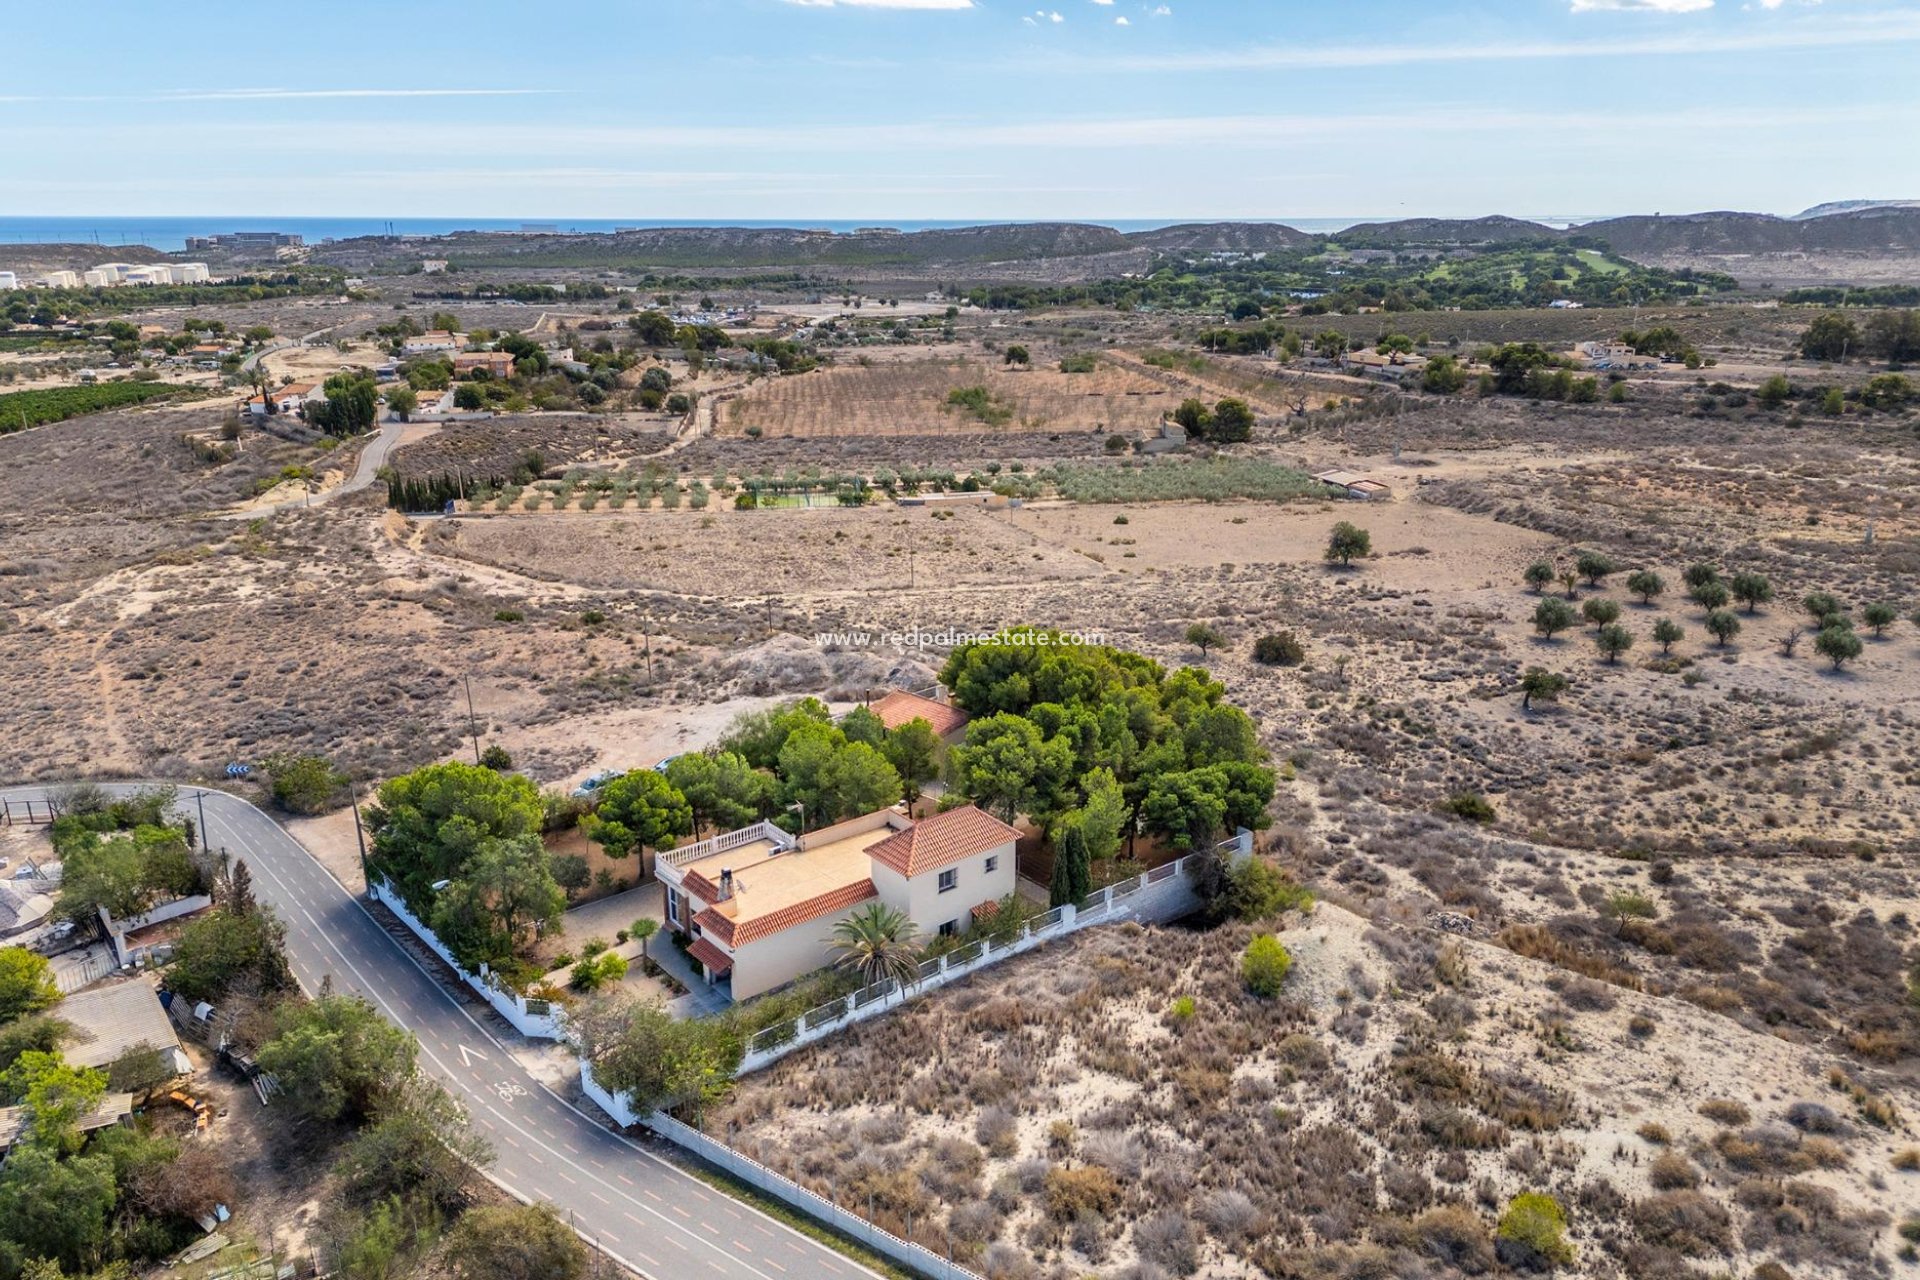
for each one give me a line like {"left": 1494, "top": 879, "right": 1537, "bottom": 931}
{"left": 938, "top": 869, "right": 958, "bottom": 894}
{"left": 939, "top": 920, "right": 958, "bottom": 938}
{"left": 984, "top": 855, "right": 998, "bottom": 875}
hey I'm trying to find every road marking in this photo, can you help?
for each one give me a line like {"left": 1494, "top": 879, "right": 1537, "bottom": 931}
{"left": 459, "top": 1044, "right": 488, "bottom": 1068}
{"left": 8, "top": 786, "right": 862, "bottom": 1280}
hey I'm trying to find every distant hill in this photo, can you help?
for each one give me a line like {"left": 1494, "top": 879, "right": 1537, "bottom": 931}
{"left": 1793, "top": 200, "right": 1920, "bottom": 220}
{"left": 1333, "top": 216, "right": 1557, "bottom": 249}
{"left": 302, "top": 206, "right": 1920, "bottom": 282}
{"left": 337, "top": 222, "right": 1137, "bottom": 270}
{"left": 1124, "top": 222, "right": 1318, "bottom": 254}
{"left": 1581, "top": 207, "right": 1920, "bottom": 255}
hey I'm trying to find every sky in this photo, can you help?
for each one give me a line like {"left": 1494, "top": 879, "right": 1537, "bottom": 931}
{"left": 5, "top": 0, "right": 1919, "bottom": 222}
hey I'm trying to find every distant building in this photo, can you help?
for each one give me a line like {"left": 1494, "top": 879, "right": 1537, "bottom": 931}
{"left": 451, "top": 351, "right": 516, "bottom": 378}
{"left": 245, "top": 382, "right": 320, "bottom": 416}
{"left": 82, "top": 269, "right": 115, "bottom": 288}
{"left": 174, "top": 262, "right": 211, "bottom": 284}
{"left": 40, "top": 270, "right": 80, "bottom": 289}
{"left": 1548, "top": 299, "right": 1584, "bottom": 309}
{"left": 421, "top": 259, "right": 449, "bottom": 274}
{"left": 1577, "top": 342, "right": 1656, "bottom": 371}
{"left": 123, "top": 265, "right": 172, "bottom": 285}
{"left": 402, "top": 330, "right": 465, "bottom": 355}
{"left": 1347, "top": 349, "right": 1429, "bottom": 379}
{"left": 0, "top": 272, "right": 17, "bottom": 290}
{"left": 1315, "top": 469, "right": 1394, "bottom": 501}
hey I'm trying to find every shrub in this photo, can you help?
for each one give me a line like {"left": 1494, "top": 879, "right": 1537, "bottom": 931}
{"left": 262, "top": 753, "right": 348, "bottom": 815}
{"left": 1241, "top": 934, "right": 1292, "bottom": 996}
{"left": 1698, "top": 1098, "right": 1750, "bottom": 1126}
{"left": 1441, "top": 791, "right": 1496, "bottom": 824}
{"left": 1648, "top": 1151, "right": 1699, "bottom": 1189}
{"left": 1495, "top": 1192, "right": 1575, "bottom": 1269}
{"left": 1043, "top": 1166, "right": 1121, "bottom": 1221}
{"left": 1252, "top": 631, "right": 1306, "bottom": 667}
{"left": 1414, "top": 1204, "right": 1497, "bottom": 1274}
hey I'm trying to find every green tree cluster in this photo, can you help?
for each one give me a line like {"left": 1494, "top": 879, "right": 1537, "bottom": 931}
{"left": 941, "top": 633, "right": 1274, "bottom": 856}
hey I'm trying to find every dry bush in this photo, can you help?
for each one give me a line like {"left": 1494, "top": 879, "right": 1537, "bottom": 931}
{"left": 1412, "top": 1203, "right": 1497, "bottom": 1274}
{"left": 1648, "top": 1151, "right": 1700, "bottom": 1190}
{"left": 1697, "top": 1098, "right": 1751, "bottom": 1126}
{"left": 1131, "top": 1212, "right": 1200, "bottom": 1277}
{"left": 1043, "top": 1166, "right": 1122, "bottom": 1222}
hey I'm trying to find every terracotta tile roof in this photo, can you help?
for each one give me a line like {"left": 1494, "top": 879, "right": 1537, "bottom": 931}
{"left": 694, "top": 879, "right": 877, "bottom": 947}
{"left": 680, "top": 870, "right": 721, "bottom": 903}
{"left": 868, "top": 806, "right": 1020, "bottom": 879}
{"left": 970, "top": 898, "right": 1001, "bottom": 922}
{"left": 685, "top": 936, "right": 733, "bottom": 976}
{"left": 868, "top": 690, "right": 969, "bottom": 738}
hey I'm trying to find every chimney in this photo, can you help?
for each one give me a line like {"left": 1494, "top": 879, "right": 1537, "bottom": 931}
{"left": 719, "top": 868, "right": 734, "bottom": 901}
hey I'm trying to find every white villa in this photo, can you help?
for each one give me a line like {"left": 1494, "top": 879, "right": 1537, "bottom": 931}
{"left": 659, "top": 805, "right": 1020, "bottom": 1001}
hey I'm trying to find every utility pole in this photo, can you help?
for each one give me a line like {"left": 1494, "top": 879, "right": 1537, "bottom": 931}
{"left": 463, "top": 675, "right": 482, "bottom": 763}
{"left": 643, "top": 628, "right": 655, "bottom": 684}
{"left": 349, "top": 780, "right": 371, "bottom": 895}
{"left": 194, "top": 789, "right": 208, "bottom": 853}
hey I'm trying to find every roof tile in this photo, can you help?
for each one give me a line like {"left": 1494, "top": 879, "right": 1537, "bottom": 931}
{"left": 869, "top": 805, "right": 1020, "bottom": 879}
{"left": 868, "top": 690, "right": 970, "bottom": 738}
{"left": 694, "top": 879, "right": 878, "bottom": 947}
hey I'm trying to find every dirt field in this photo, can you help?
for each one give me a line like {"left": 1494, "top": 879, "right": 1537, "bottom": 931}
{"left": 722, "top": 352, "right": 1177, "bottom": 437}
{"left": 712, "top": 904, "right": 1918, "bottom": 1279}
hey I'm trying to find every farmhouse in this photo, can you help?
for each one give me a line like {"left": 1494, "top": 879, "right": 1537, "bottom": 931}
{"left": 658, "top": 805, "right": 1019, "bottom": 1001}
{"left": 57, "top": 978, "right": 192, "bottom": 1077}
{"left": 244, "top": 382, "right": 320, "bottom": 416}
{"left": 1346, "top": 349, "right": 1429, "bottom": 378}
{"left": 1577, "top": 341, "right": 1658, "bottom": 371}
{"left": 865, "top": 688, "right": 970, "bottom": 743}
{"left": 402, "top": 330, "right": 466, "bottom": 355}
{"left": 1316, "top": 469, "right": 1394, "bottom": 501}
{"left": 451, "top": 351, "right": 517, "bottom": 379}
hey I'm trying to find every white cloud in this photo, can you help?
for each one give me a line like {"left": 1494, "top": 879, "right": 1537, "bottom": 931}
{"left": 1115, "top": 14, "right": 1129, "bottom": 22}
{"left": 1052, "top": 9, "right": 1920, "bottom": 70}
{"left": 1571, "top": 0, "right": 1713, "bottom": 12}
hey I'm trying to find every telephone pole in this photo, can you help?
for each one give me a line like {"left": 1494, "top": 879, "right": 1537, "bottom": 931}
{"left": 349, "top": 780, "right": 371, "bottom": 894}
{"left": 463, "top": 675, "right": 482, "bottom": 763}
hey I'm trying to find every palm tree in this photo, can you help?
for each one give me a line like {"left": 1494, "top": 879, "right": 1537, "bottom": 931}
{"left": 830, "top": 903, "right": 921, "bottom": 990}
{"left": 629, "top": 917, "right": 659, "bottom": 967}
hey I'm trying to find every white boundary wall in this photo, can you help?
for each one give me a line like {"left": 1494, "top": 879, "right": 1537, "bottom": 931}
{"left": 734, "top": 831, "right": 1247, "bottom": 1073}
{"left": 575, "top": 832, "right": 1252, "bottom": 1280}
{"left": 369, "top": 878, "right": 567, "bottom": 1040}
{"left": 579, "top": 1060, "right": 982, "bottom": 1280}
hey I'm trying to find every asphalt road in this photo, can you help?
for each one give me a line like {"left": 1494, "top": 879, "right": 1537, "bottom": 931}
{"left": 2, "top": 783, "right": 877, "bottom": 1280}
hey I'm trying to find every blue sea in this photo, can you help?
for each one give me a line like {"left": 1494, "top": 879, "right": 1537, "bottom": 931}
{"left": 0, "top": 215, "right": 1601, "bottom": 252}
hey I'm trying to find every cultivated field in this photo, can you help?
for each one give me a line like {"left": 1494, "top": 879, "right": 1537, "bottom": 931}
{"left": 722, "top": 354, "right": 1177, "bottom": 437}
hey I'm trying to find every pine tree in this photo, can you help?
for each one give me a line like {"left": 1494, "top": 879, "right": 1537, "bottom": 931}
{"left": 1051, "top": 823, "right": 1092, "bottom": 908}
{"left": 227, "top": 859, "right": 257, "bottom": 917}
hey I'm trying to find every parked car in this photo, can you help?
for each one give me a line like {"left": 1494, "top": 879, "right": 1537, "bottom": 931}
{"left": 571, "top": 769, "right": 621, "bottom": 799}
{"left": 652, "top": 755, "right": 682, "bottom": 773}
